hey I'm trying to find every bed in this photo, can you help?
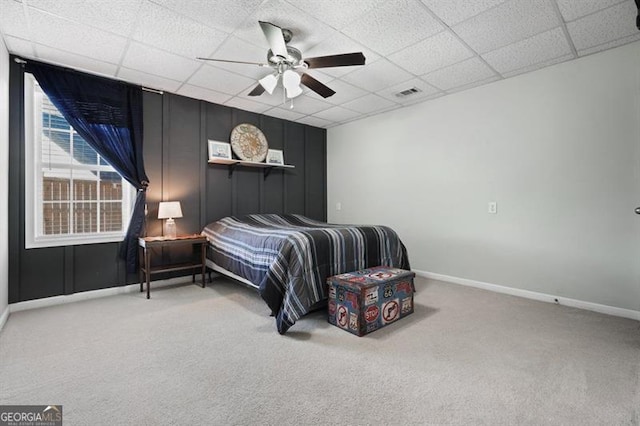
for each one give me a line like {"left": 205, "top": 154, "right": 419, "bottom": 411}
{"left": 201, "top": 214, "right": 410, "bottom": 334}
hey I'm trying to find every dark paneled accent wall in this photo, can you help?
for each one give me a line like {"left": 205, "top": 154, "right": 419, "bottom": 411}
{"left": 8, "top": 58, "right": 327, "bottom": 303}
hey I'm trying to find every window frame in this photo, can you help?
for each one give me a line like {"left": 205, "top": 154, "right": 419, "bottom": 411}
{"left": 24, "top": 73, "right": 134, "bottom": 249}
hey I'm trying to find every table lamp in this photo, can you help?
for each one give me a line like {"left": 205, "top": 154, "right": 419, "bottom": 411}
{"left": 157, "top": 201, "right": 182, "bottom": 239}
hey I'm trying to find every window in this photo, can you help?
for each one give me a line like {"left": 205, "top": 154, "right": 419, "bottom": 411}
{"left": 25, "top": 74, "right": 133, "bottom": 248}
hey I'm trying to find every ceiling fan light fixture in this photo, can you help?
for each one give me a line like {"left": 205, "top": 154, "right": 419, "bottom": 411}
{"left": 201, "top": 22, "right": 365, "bottom": 100}
{"left": 282, "top": 70, "right": 302, "bottom": 98}
{"left": 259, "top": 73, "right": 278, "bottom": 94}
{"left": 285, "top": 85, "right": 303, "bottom": 99}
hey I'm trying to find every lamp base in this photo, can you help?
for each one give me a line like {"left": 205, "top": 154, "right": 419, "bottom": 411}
{"left": 164, "top": 218, "right": 176, "bottom": 239}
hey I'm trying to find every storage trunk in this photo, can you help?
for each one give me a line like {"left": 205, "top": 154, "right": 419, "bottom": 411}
{"left": 327, "top": 266, "right": 415, "bottom": 336}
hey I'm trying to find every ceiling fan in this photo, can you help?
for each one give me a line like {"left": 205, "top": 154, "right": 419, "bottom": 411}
{"left": 197, "top": 21, "right": 366, "bottom": 100}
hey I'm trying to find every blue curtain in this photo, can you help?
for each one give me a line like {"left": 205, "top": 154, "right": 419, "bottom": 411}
{"left": 25, "top": 60, "right": 149, "bottom": 273}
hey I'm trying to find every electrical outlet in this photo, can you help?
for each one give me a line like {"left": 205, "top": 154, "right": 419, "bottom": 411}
{"left": 488, "top": 202, "right": 497, "bottom": 214}
{"left": 336, "top": 202, "right": 342, "bottom": 211}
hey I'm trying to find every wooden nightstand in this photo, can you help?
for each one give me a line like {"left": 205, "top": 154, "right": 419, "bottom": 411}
{"left": 138, "top": 234, "right": 208, "bottom": 299}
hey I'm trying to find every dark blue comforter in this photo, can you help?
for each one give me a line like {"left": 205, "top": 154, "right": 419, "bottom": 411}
{"left": 202, "top": 214, "right": 410, "bottom": 334}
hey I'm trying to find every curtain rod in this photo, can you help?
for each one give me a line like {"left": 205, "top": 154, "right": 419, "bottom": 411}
{"left": 14, "top": 56, "right": 164, "bottom": 94}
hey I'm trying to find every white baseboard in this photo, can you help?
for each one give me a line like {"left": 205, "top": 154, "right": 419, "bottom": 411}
{"left": 413, "top": 269, "right": 640, "bottom": 322}
{"left": 0, "top": 305, "right": 9, "bottom": 332}
{"left": 9, "top": 275, "right": 204, "bottom": 314}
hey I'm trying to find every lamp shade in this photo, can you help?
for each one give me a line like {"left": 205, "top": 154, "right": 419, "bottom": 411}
{"left": 259, "top": 73, "right": 278, "bottom": 95}
{"left": 282, "top": 70, "right": 302, "bottom": 98}
{"left": 285, "top": 85, "right": 303, "bottom": 99}
{"left": 158, "top": 201, "right": 183, "bottom": 219}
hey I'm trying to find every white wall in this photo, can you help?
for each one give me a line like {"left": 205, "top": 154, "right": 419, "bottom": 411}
{"left": 0, "top": 40, "right": 9, "bottom": 327}
{"left": 328, "top": 41, "right": 640, "bottom": 313}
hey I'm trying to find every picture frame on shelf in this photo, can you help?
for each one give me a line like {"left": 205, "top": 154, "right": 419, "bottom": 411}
{"left": 267, "top": 149, "right": 284, "bottom": 165}
{"left": 208, "top": 140, "right": 232, "bottom": 160}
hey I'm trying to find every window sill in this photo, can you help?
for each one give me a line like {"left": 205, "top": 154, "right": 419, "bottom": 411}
{"left": 25, "top": 233, "right": 125, "bottom": 249}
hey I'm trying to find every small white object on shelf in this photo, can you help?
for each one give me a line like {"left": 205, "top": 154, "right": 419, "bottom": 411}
{"left": 208, "top": 140, "right": 232, "bottom": 160}
{"left": 267, "top": 149, "right": 284, "bottom": 165}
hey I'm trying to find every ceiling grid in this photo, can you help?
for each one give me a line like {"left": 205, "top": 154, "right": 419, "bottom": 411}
{"left": 0, "top": 0, "right": 637, "bottom": 128}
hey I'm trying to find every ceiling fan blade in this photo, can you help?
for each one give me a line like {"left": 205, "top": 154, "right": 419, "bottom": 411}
{"left": 259, "top": 21, "right": 288, "bottom": 58}
{"left": 300, "top": 73, "right": 335, "bottom": 98}
{"left": 304, "top": 52, "right": 366, "bottom": 69}
{"left": 247, "top": 84, "right": 266, "bottom": 97}
{"left": 196, "top": 57, "right": 267, "bottom": 67}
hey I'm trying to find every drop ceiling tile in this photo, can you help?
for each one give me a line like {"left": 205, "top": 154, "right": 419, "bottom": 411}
{"left": 501, "top": 53, "right": 573, "bottom": 78}
{"left": 577, "top": 32, "right": 640, "bottom": 56}
{"left": 483, "top": 27, "right": 572, "bottom": 74}
{"left": 401, "top": 92, "right": 444, "bottom": 106}
{"left": 422, "top": 57, "right": 497, "bottom": 91}
{"left": 272, "top": 94, "right": 333, "bottom": 115}
{"left": 263, "top": 107, "right": 305, "bottom": 122}
{"left": 27, "top": 0, "right": 142, "bottom": 37}
{"left": 133, "top": 1, "right": 228, "bottom": 59}
{"left": 388, "top": 31, "right": 475, "bottom": 75}
{"left": 567, "top": 1, "right": 639, "bottom": 52}
{"left": 421, "top": 0, "right": 507, "bottom": 26}
{"left": 202, "top": 36, "right": 269, "bottom": 80}
{"left": 341, "top": 93, "right": 397, "bottom": 114}
{"left": 286, "top": 0, "right": 385, "bottom": 30}
{"left": 341, "top": 59, "right": 413, "bottom": 92}
{"left": 296, "top": 115, "right": 334, "bottom": 128}
{"left": 3, "top": 35, "right": 34, "bottom": 56}
{"left": 342, "top": 0, "right": 444, "bottom": 55}
{"left": 378, "top": 78, "right": 440, "bottom": 104}
{"left": 452, "top": 0, "right": 560, "bottom": 53}
{"left": 123, "top": 41, "right": 202, "bottom": 81}
{"left": 313, "top": 106, "right": 362, "bottom": 122}
{"left": 302, "top": 32, "right": 380, "bottom": 78}
{"left": 150, "top": 0, "right": 263, "bottom": 33}
{"left": 367, "top": 104, "right": 403, "bottom": 117}
{"left": 188, "top": 63, "right": 257, "bottom": 95}
{"left": 0, "top": 0, "right": 29, "bottom": 39}
{"left": 234, "top": 0, "right": 336, "bottom": 53}
{"left": 118, "top": 67, "right": 182, "bottom": 92}
{"left": 556, "top": 0, "right": 625, "bottom": 22}
{"left": 28, "top": 8, "right": 127, "bottom": 63}
{"left": 319, "top": 79, "right": 368, "bottom": 105}
{"left": 35, "top": 44, "right": 119, "bottom": 77}
{"left": 177, "top": 84, "right": 232, "bottom": 105}
{"left": 445, "top": 75, "right": 500, "bottom": 93}
{"left": 224, "top": 96, "right": 271, "bottom": 114}
{"left": 26, "top": 0, "right": 80, "bottom": 14}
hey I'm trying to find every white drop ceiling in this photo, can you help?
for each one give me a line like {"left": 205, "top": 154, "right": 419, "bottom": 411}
{"left": 1, "top": 0, "right": 639, "bottom": 128}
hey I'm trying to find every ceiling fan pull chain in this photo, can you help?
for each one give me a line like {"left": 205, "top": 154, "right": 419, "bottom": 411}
{"left": 290, "top": 98, "right": 294, "bottom": 109}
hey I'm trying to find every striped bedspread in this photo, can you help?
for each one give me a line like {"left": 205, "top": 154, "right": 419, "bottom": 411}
{"left": 201, "top": 214, "right": 410, "bottom": 334}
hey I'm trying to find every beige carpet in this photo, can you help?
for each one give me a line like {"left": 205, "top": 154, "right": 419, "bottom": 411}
{"left": 0, "top": 277, "right": 638, "bottom": 425}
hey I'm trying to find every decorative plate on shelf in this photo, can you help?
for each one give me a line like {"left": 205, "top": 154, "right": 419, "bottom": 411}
{"left": 230, "top": 123, "right": 269, "bottom": 162}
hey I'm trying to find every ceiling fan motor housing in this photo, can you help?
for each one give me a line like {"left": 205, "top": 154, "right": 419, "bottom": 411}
{"left": 267, "top": 45, "right": 303, "bottom": 68}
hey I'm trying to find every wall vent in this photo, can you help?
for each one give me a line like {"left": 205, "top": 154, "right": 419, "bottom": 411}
{"left": 395, "top": 87, "right": 421, "bottom": 97}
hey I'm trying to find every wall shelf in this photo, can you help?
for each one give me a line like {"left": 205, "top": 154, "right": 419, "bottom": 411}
{"left": 208, "top": 158, "right": 295, "bottom": 178}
